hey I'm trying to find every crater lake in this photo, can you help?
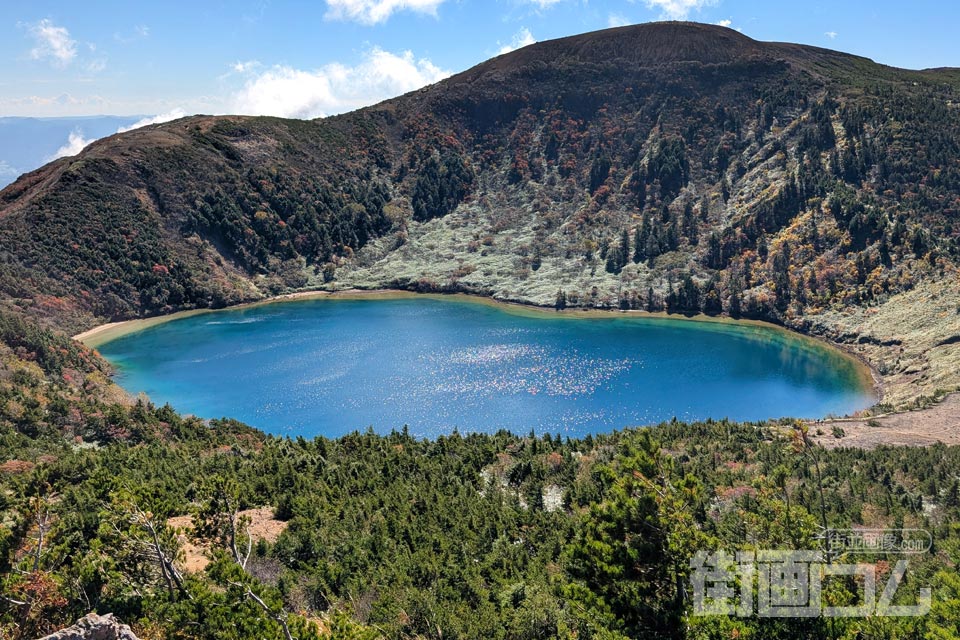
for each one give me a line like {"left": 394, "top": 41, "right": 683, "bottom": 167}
{"left": 94, "top": 294, "right": 876, "bottom": 438}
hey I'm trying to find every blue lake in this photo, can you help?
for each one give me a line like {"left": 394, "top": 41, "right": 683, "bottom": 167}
{"left": 96, "top": 295, "right": 876, "bottom": 438}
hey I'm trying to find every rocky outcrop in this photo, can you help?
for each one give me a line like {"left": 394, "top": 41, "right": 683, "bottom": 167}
{"left": 39, "top": 613, "right": 139, "bottom": 640}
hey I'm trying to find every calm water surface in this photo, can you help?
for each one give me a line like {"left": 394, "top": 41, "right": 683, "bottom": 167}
{"left": 97, "top": 297, "right": 875, "bottom": 438}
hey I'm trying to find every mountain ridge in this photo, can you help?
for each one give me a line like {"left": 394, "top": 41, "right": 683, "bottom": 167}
{"left": 1, "top": 22, "right": 959, "bottom": 407}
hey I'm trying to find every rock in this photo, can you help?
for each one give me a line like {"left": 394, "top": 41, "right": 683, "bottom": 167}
{"left": 855, "top": 334, "right": 903, "bottom": 347}
{"left": 542, "top": 484, "right": 565, "bottom": 513}
{"left": 38, "top": 613, "right": 139, "bottom": 640}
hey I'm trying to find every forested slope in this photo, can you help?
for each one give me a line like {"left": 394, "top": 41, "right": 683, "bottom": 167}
{"left": 1, "top": 23, "right": 959, "bottom": 403}
{"left": 0, "top": 311, "right": 958, "bottom": 639}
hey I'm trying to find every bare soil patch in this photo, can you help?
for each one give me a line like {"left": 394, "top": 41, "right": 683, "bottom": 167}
{"left": 167, "top": 507, "right": 287, "bottom": 573}
{"left": 811, "top": 392, "right": 960, "bottom": 449}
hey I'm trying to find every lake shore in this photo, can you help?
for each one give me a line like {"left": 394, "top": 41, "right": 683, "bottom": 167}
{"left": 811, "top": 391, "right": 960, "bottom": 449}
{"left": 76, "top": 286, "right": 960, "bottom": 449}
{"left": 74, "top": 287, "right": 881, "bottom": 401}
{"left": 73, "top": 290, "right": 338, "bottom": 347}
{"left": 71, "top": 286, "right": 849, "bottom": 342}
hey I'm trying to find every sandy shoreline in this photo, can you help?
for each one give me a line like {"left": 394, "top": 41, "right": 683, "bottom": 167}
{"left": 73, "top": 289, "right": 339, "bottom": 346}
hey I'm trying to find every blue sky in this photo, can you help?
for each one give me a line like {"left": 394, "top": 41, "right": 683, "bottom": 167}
{"left": 2, "top": 0, "right": 959, "bottom": 119}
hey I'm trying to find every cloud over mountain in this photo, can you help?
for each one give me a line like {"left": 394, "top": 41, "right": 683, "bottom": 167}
{"left": 47, "top": 130, "right": 93, "bottom": 161}
{"left": 231, "top": 48, "right": 450, "bottom": 118}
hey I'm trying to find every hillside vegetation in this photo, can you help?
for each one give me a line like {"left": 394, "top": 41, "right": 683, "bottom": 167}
{"left": 0, "top": 311, "right": 959, "bottom": 639}
{"left": 0, "top": 23, "right": 959, "bottom": 405}
{"left": 0, "top": 21, "right": 960, "bottom": 639}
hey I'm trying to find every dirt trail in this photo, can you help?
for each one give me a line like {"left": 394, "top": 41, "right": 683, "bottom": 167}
{"left": 811, "top": 393, "right": 960, "bottom": 449}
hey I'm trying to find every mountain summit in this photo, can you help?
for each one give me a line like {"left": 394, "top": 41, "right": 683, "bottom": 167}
{"left": 1, "top": 23, "right": 959, "bottom": 405}
{"left": 475, "top": 22, "right": 767, "bottom": 68}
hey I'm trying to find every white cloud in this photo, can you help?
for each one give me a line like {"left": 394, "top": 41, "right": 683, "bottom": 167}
{"left": 48, "top": 130, "right": 93, "bottom": 161}
{"left": 231, "top": 48, "right": 450, "bottom": 119}
{"left": 232, "top": 60, "right": 260, "bottom": 73}
{"left": 825, "top": 31, "right": 838, "bottom": 39}
{"left": 117, "top": 109, "right": 187, "bottom": 133}
{"left": 524, "top": 0, "right": 562, "bottom": 8}
{"left": 608, "top": 14, "right": 631, "bottom": 28}
{"left": 0, "top": 161, "right": 19, "bottom": 178}
{"left": 324, "top": 0, "right": 446, "bottom": 25}
{"left": 39, "top": 110, "right": 187, "bottom": 165}
{"left": 27, "top": 19, "right": 77, "bottom": 67}
{"left": 0, "top": 93, "right": 99, "bottom": 112}
{"left": 114, "top": 24, "right": 150, "bottom": 44}
{"left": 715, "top": 19, "right": 732, "bottom": 27}
{"left": 498, "top": 28, "right": 536, "bottom": 55}
{"left": 0, "top": 92, "right": 217, "bottom": 118}
{"left": 642, "top": 0, "right": 717, "bottom": 20}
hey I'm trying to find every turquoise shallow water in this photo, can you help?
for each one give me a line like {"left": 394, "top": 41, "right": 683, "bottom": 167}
{"left": 97, "top": 297, "right": 875, "bottom": 438}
